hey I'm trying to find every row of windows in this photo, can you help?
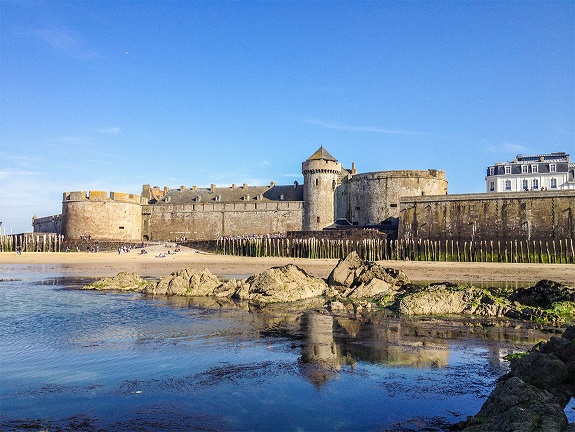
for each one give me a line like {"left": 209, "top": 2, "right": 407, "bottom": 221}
{"left": 489, "top": 164, "right": 556, "bottom": 176}
{"left": 490, "top": 178, "right": 558, "bottom": 191}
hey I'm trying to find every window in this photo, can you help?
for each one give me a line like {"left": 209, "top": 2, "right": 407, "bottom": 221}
{"left": 551, "top": 178, "right": 557, "bottom": 189}
{"left": 489, "top": 167, "right": 494, "bottom": 176}
{"left": 332, "top": 180, "right": 336, "bottom": 190}
{"left": 315, "top": 178, "right": 319, "bottom": 186}
{"left": 532, "top": 179, "right": 539, "bottom": 189}
{"left": 505, "top": 180, "right": 511, "bottom": 191}
{"left": 550, "top": 164, "right": 556, "bottom": 172}
{"left": 505, "top": 166, "right": 511, "bottom": 174}
{"left": 489, "top": 181, "right": 494, "bottom": 191}
{"left": 316, "top": 216, "right": 320, "bottom": 223}
{"left": 521, "top": 165, "right": 528, "bottom": 174}
{"left": 532, "top": 165, "right": 538, "bottom": 173}
{"left": 522, "top": 180, "right": 528, "bottom": 190}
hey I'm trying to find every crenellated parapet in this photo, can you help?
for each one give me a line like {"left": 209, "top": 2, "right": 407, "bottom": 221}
{"left": 63, "top": 190, "right": 147, "bottom": 205}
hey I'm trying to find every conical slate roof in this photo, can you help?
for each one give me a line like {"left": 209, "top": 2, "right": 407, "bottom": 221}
{"left": 306, "top": 146, "right": 338, "bottom": 162}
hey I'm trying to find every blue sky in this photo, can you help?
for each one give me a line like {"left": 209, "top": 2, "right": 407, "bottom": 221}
{"left": 1, "top": 0, "right": 573, "bottom": 234}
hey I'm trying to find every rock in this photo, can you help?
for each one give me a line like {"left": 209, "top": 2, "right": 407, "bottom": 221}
{"left": 214, "top": 279, "right": 248, "bottom": 298}
{"left": 396, "top": 283, "right": 469, "bottom": 315}
{"left": 395, "top": 283, "right": 512, "bottom": 317}
{"left": 463, "top": 325, "right": 575, "bottom": 431}
{"left": 236, "top": 264, "right": 328, "bottom": 303}
{"left": 327, "top": 251, "right": 364, "bottom": 288}
{"left": 343, "top": 277, "right": 394, "bottom": 299}
{"left": 510, "top": 280, "right": 575, "bottom": 309}
{"left": 83, "top": 272, "right": 148, "bottom": 292}
{"left": 143, "top": 268, "right": 222, "bottom": 296}
{"left": 463, "top": 376, "right": 568, "bottom": 432}
{"left": 327, "top": 252, "right": 408, "bottom": 298}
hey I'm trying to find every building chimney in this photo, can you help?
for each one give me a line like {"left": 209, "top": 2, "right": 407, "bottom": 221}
{"left": 232, "top": 184, "right": 236, "bottom": 189}
{"left": 210, "top": 184, "right": 216, "bottom": 192}
{"left": 269, "top": 181, "right": 275, "bottom": 187}
{"left": 180, "top": 185, "right": 186, "bottom": 191}
{"left": 243, "top": 182, "right": 248, "bottom": 189}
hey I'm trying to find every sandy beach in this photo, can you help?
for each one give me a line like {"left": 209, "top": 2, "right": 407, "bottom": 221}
{"left": 1, "top": 243, "right": 575, "bottom": 285}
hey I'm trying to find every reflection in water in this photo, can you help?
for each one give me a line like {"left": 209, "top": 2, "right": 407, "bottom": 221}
{"left": 0, "top": 271, "right": 559, "bottom": 432}
{"left": 299, "top": 313, "right": 354, "bottom": 388}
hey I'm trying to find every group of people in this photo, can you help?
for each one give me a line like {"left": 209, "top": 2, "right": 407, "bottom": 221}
{"left": 117, "top": 245, "right": 133, "bottom": 254}
{"left": 217, "top": 233, "right": 287, "bottom": 241}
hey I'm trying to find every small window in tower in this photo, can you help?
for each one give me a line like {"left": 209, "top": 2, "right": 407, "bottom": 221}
{"left": 119, "top": 226, "right": 125, "bottom": 230}
{"left": 332, "top": 180, "right": 336, "bottom": 190}
{"left": 390, "top": 203, "right": 398, "bottom": 208}
{"left": 355, "top": 206, "right": 360, "bottom": 211}
{"left": 315, "top": 178, "right": 319, "bottom": 186}
{"left": 316, "top": 216, "right": 320, "bottom": 223}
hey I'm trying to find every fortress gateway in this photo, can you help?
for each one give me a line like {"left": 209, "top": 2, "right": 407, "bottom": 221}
{"left": 33, "top": 147, "right": 448, "bottom": 242}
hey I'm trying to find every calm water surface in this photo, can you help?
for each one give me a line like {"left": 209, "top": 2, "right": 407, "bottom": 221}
{"left": 0, "top": 265, "right": 557, "bottom": 431}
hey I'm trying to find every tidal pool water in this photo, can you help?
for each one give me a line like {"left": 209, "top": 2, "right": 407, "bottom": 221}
{"left": 0, "top": 265, "right": 559, "bottom": 431}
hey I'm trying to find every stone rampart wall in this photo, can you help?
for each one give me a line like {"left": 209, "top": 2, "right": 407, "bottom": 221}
{"left": 346, "top": 170, "right": 448, "bottom": 226}
{"left": 32, "top": 214, "right": 63, "bottom": 234}
{"left": 143, "top": 201, "right": 303, "bottom": 241}
{"left": 62, "top": 191, "right": 143, "bottom": 241}
{"left": 399, "top": 190, "right": 575, "bottom": 242}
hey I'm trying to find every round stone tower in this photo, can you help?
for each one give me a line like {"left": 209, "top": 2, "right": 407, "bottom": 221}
{"left": 302, "top": 146, "right": 342, "bottom": 231}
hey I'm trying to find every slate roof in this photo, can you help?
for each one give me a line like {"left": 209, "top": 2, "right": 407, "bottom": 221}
{"left": 157, "top": 184, "right": 304, "bottom": 204}
{"left": 306, "top": 146, "right": 338, "bottom": 162}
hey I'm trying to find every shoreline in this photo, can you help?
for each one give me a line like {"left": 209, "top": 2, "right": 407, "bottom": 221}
{"left": 1, "top": 246, "right": 575, "bottom": 284}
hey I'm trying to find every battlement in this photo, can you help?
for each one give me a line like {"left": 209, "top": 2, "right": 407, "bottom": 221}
{"left": 352, "top": 169, "right": 446, "bottom": 181}
{"left": 63, "top": 191, "right": 146, "bottom": 205}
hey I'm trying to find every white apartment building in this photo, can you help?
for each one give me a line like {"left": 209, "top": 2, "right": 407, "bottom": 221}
{"left": 485, "top": 152, "right": 575, "bottom": 192}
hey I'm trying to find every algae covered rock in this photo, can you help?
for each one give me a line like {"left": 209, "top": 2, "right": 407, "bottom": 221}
{"left": 143, "top": 268, "right": 222, "bottom": 296}
{"left": 462, "top": 325, "right": 575, "bottom": 432}
{"left": 83, "top": 272, "right": 148, "bottom": 292}
{"left": 510, "top": 279, "right": 575, "bottom": 309}
{"left": 236, "top": 264, "right": 328, "bottom": 303}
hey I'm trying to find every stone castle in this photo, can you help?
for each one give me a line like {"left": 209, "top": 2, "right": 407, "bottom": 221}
{"left": 33, "top": 146, "right": 574, "bottom": 243}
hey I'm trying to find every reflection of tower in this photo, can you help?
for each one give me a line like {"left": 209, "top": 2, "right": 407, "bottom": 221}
{"left": 302, "top": 147, "right": 342, "bottom": 231}
{"left": 299, "top": 312, "right": 346, "bottom": 388}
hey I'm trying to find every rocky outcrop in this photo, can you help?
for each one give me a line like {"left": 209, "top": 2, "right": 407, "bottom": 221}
{"left": 82, "top": 272, "right": 148, "bottom": 292}
{"left": 143, "top": 268, "right": 221, "bottom": 296}
{"left": 510, "top": 279, "right": 575, "bottom": 309}
{"left": 462, "top": 325, "right": 575, "bottom": 432}
{"left": 235, "top": 264, "right": 328, "bottom": 303}
{"left": 326, "top": 251, "right": 408, "bottom": 299}
{"left": 81, "top": 254, "right": 574, "bottom": 324}
{"left": 396, "top": 283, "right": 510, "bottom": 317}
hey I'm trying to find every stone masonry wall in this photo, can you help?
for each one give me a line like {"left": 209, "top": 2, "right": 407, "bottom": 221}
{"left": 346, "top": 170, "right": 448, "bottom": 226}
{"left": 32, "top": 214, "right": 63, "bottom": 235}
{"left": 62, "top": 191, "right": 145, "bottom": 242}
{"left": 399, "top": 190, "right": 575, "bottom": 242}
{"left": 143, "top": 201, "right": 303, "bottom": 241}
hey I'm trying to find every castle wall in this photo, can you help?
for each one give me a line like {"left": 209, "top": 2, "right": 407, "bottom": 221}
{"left": 62, "top": 191, "right": 145, "bottom": 242}
{"left": 143, "top": 201, "right": 303, "bottom": 241}
{"left": 399, "top": 190, "right": 575, "bottom": 242}
{"left": 32, "top": 214, "right": 63, "bottom": 234}
{"left": 346, "top": 170, "right": 448, "bottom": 226}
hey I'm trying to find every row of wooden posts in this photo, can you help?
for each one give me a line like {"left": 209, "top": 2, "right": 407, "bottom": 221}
{"left": 216, "top": 237, "right": 575, "bottom": 264}
{"left": 0, "top": 234, "right": 64, "bottom": 252}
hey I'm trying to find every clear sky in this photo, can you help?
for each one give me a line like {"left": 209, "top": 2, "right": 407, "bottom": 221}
{"left": 1, "top": 0, "right": 573, "bottom": 234}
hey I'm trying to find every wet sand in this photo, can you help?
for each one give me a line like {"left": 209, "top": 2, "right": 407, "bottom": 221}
{"left": 1, "top": 244, "right": 574, "bottom": 284}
